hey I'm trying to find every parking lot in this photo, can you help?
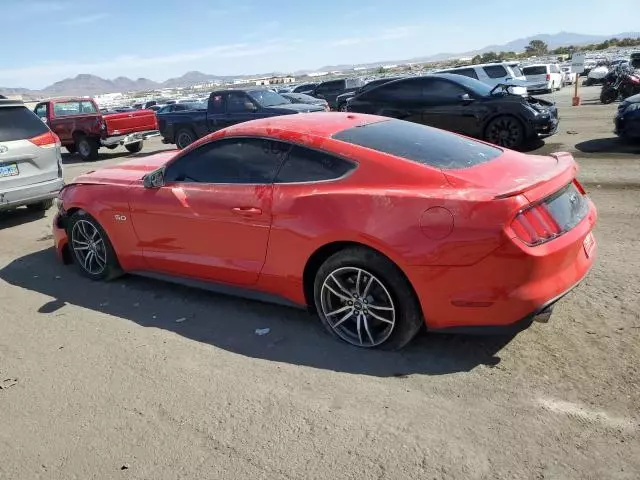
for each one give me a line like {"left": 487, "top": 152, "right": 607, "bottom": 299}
{"left": 0, "top": 85, "right": 639, "bottom": 479}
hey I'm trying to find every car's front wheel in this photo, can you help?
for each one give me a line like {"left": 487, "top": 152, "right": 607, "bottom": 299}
{"left": 313, "top": 247, "right": 423, "bottom": 350}
{"left": 67, "top": 211, "right": 122, "bottom": 281}
{"left": 484, "top": 115, "right": 525, "bottom": 150}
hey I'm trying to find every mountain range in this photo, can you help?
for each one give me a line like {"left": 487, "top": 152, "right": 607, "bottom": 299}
{"left": 3, "top": 31, "right": 639, "bottom": 98}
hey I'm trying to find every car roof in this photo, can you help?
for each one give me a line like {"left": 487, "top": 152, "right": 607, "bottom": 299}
{"left": 215, "top": 112, "right": 385, "bottom": 140}
{"left": 0, "top": 99, "right": 25, "bottom": 108}
{"left": 41, "top": 97, "right": 93, "bottom": 103}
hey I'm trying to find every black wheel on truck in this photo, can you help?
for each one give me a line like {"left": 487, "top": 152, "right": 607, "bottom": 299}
{"left": 125, "top": 141, "right": 143, "bottom": 153}
{"left": 175, "top": 128, "right": 196, "bottom": 150}
{"left": 76, "top": 136, "right": 99, "bottom": 161}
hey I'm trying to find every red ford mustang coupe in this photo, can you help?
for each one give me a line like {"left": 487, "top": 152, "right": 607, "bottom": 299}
{"left": 53, "top": 113, "right": 597, "bottom": 349}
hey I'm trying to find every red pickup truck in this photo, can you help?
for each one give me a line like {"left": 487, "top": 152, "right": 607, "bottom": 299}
{"left": 33, "top": 98, "right": 159, "bottom": 161}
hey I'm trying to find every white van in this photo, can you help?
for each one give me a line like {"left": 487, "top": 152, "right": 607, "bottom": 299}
{"left": 522, "top": 64, "right": 563, "bottom": 93}
{"left": 436, "top": 62, "right": 528, "bottom": 95}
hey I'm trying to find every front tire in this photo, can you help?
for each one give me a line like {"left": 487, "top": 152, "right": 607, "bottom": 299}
{"left": 76, "top": 136, "right": 99, "bottom": 161}
{"left": 67, "top": 211, "right": 122, "bottom": 281}
{"left": 175, "top": 128, "right": 196, "bottom": 149}
{"left": 313, "top": 247, "right": 423, "bottom": 350}
{"left": 600, "top": 87, "right": 617, "bottom": 104}
{"left": 125, "top": 141, "right": 143, "bottom": 153}
{"left": 484, "top": 115, "right": 525, "bottom": 150}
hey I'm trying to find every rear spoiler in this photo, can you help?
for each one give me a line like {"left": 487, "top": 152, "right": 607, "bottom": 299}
{"left": 494, "top": 152, "right": 578, "bottom": 200}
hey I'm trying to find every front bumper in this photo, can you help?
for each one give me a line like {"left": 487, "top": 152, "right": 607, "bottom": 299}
{"left": 614, "top": 111, "right": 640, "bottom": 138}
{"left": 531, "top": 115, "right": 559, "bottom": 138}
{"left": 405, "top": 200, "right": 597, "bottom": 332}
{"left": 0, "top": 177, "right": 64, "bottom": 211}
{"left": 53, "top": 212, "right": 70, "bottom": 262}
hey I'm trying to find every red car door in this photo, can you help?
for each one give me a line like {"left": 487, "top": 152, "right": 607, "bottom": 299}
{"left": 129, "top": 137, "right": 285, "bottom": 286}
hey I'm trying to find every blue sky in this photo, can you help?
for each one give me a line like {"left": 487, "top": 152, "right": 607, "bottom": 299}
{"left": 2, "top": 0, "right": 639, "bottom": 88}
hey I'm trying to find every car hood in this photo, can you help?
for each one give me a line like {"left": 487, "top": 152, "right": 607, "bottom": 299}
{"left": 264, "top": 103, "right": 325, "bottom": 113}
{"left": 73, "top": 150, "right": 176, "bottom": 185}
{"left": 622, "top": 93, "right": 640, "bottom": 104}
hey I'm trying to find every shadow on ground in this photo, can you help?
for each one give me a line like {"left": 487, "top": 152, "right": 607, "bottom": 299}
{"left": 0, "top": 248, "right": 517, "bottom": 377}
{"left": 0, "top": 208, "right": 46, "bottom": 230}
{"left": 575, "top": 137, "right": 640, "bottom": 155}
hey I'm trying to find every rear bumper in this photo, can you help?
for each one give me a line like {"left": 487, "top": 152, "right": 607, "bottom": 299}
{"left": 0, "top": 177, "right": 64, "bottom": 211}
{"left": 101, "top": 130, "right": 160, "bottom": 147}
{"left": 405, "top": 200, "right": 597, "bottom": 332}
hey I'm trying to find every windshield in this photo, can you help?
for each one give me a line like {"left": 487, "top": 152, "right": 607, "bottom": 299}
{"left": 248, "top": 90, "right": 290, "bottom": 107}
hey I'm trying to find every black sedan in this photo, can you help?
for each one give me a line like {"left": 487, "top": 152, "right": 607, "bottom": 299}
{"left": 346, "top": 73, "right": 558, "bottom": 149}
{"left": 280, "top": 92, "right": 330, "bottom": 111}
{"left": 615, "top": 93, "right": 640, "bottom": 140}
{"left": 336, "top": 76, "right": 405, "bottom": 111}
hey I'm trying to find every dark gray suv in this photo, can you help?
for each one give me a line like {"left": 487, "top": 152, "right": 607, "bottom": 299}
{"left": 0, "top": 99, "right": 64, "bottom": 212}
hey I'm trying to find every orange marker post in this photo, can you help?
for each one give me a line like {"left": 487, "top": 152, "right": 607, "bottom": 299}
{"left": 572, "top": 74, "right": 581, "bottom": 106}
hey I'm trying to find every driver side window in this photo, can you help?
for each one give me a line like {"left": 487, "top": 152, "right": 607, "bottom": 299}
{"left": 227, "top": 93, "right": 256, "bottom": 113}
{"left": 164, "top": 138, "right": 286, "bottom": 184}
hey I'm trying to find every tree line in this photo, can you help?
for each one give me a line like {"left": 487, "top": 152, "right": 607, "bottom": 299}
{"left": 469, "top": 37, "right": 640, "bottom": 64}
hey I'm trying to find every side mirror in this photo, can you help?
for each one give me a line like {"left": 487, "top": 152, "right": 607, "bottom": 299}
{"left": 143, "top": 168, "right": 165, "bottom": 189}
{"left": 459, "top": 93, "right": 474, "bottom": 103}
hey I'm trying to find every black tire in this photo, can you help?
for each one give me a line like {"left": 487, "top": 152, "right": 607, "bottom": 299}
{"left": 313, "top": 247, "right": 423, "bottom": 350}
{"left": 76, "top": 136, "right": 99, "bottom": 161}
{"left": 65, "top": 145, "right": 77, "bottom": 154}
{"left": 175, "top": 128, "right": 196, "bottom": 149}
{"left": 600, "top": 87, "right": 617, "bottom": 104}
{"left": 105, "top": 145, "right": 118, "bottom": 150}
{"left": 338, "top": 103, "right": 348, "bottom": 112}
{"left": 26, "top": 199, "right": 53, "bottom": 211}
{"left": 125, "top": 141, "right": 143, "bottom": 153}
{"left": 484, "top": 115, "right": 525, "bottom": 150}
{"left": 67, "top": 210, "right": 122, "bottom": 281}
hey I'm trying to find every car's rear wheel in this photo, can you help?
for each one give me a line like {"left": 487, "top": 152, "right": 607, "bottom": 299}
{"left": 339, "top": 103, "right": 348, "bottom": 112}
{"left": 176, "top": 129, "right": 196, "bottom": 149}
{"left": 76, "top": 136, "right": 99, "bottom": 161}
{"left": 313, "top": 247, "right": 423, "bottom": 350}
{"left": 65, "top": 145, "right": 77, "bottom": 154}
{"left": 484, "top": 116, "right": 525, "bottom": 149}
{"left": 26, "top": 199, "right": 53, "bottom": 211}
{"left": 125, "top": 141, "right": 143, "bottom": 153}
{"left": 68, "top": 211, "right": 122, "bottom": 281}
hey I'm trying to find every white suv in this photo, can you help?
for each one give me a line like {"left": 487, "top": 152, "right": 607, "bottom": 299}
{"left": 436, "top": 62, "right": 528, "bottom": 95}
{"left": 522, "top": 64, "right": 563, "bottom": 93}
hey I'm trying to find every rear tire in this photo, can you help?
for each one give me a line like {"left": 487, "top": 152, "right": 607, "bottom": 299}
{"left": 484, "top": 115, "right": 525, "bottom": 150}
{"left": 125, "top": 141, "right": 143, "bottom": 153}
{"left": 76, "top": 136, "right": 99, "bottom": 161}
{"left": 26, "top": 199, "right": 53, "bottom": 211}
{"left": 65, "top": 145, "right": 77, "bottom": 154}
{"left": 313, "top": 247, "right": 423, "bottom": 350}
{"left": 67, "top": 210, "right": 122, "bottom": 281}
{"left": 600, "top": 87, "right": 617, "bottom": 104}
{"left": 175, "top": 129, "right": 196, "bottom": 149}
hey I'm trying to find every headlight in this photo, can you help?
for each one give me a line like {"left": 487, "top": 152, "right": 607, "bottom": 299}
{"left": 524, "top": 104, "right": 540, "bottom": 116}
{"left": 623, "top": 103, "right": 640, "bottom": 114}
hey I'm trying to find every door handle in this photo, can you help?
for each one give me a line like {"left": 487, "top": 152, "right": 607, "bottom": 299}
{"left": 232, "top": 207, "right": 262, "bottom": 215}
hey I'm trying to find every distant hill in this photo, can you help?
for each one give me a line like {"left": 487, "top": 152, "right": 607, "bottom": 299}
{"left": 3, "top": 31, "right": 639, "bottom": 97}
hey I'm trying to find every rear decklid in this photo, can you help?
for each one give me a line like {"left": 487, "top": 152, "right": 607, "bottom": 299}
{"left": 444, "top": 149, "right": 577, "bottom": 202}
{"left": 103, "top": 109, "right": 158, "bottom": 137}
{"left": 0, "top": 101, "right": 61, "bottom": 190}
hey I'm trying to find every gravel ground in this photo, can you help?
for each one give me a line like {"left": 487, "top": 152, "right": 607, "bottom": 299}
{"left": 0, "top": 85, "right": 638, "bottom": 480}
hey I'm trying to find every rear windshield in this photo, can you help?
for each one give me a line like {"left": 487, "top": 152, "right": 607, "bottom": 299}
{"left": 523, "top": 66, "right": 548, "bottom": 76}
{"left": 333, "top": 119, "right": 501, "bottom": 169}
{"left": 0, "top": 106, "right": 50, "bottom": 142}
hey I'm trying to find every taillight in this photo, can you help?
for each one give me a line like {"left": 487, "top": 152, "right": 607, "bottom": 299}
{"left": 546, "top": 73, "right": 551, "bottom": 81}
{"left": 511, "top": 204, "right": 561, "bottom": 246}
{"left": 29, "top": 131, "right": 60, "bottom": 148}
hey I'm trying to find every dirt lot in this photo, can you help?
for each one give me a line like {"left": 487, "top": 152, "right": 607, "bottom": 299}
{"left": 1, "top": 86, "right": 639, "bottom": 480}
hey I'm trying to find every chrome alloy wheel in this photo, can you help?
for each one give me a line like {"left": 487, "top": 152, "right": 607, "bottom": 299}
{"left": 320, "top": 267, "right": 396, "bottom": 347}
{"left": 71, "top": 220, "right": 107, "bottom": 275}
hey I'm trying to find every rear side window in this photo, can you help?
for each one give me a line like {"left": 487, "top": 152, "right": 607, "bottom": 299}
{"left": 0, "top": 106, "right": 50, "bottom": 142}
{"left": 276, "top": 146, "right": 354, "bottom": 183}
{"left": 449, "top": 68, "right": 479, "bottom": 80}
{"left": 209, "top": 94, "right": 225, "bottom": 113}
{"left": 483, "top": 65, "right": 508, "bottom": 78}
{"left": 52, "top": 101, "right": 96, "bottom": 116}
{"left": 523, "top": 66, "right": 548, "bottom": 76}
{"left": 333, "top": 119, "right": 501, "bottom": 170}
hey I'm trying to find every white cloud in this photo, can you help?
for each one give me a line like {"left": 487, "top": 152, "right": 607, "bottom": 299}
{"left": 330, "top": 25, "right": 420, "bottom": 48}
{"left": 63, "top": 13, "right": 109, "bottom": 25}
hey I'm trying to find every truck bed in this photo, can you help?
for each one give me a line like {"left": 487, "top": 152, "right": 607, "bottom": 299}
{"left": 103, "top": 109, "right": 158, "bottom": 137}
